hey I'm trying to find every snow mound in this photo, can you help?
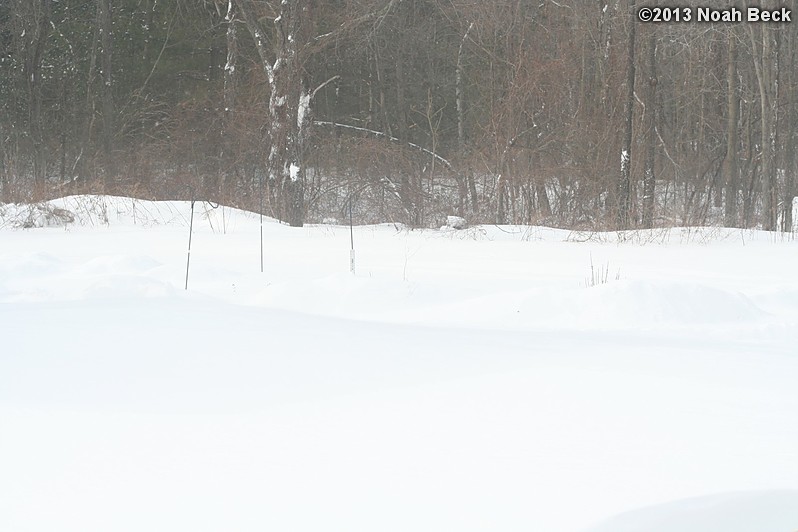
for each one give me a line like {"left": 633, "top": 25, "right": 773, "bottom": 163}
{"left": 0, "top": 251, "right": 172, "bottom": 303}
{"left": 398, "top": 280, "right": 766, "bottom": 332}
{"left": 0, "top": 251, "right": 65, "bottom": 276}
{"left": 1, "top": 196, "right": 273, "bottom": 229}
{"left": 533, "top": 280, "right": 767, "bottom": 330}
{"left": 584, "top": 490, "right": 798, "bottom": 532}
{"left": 579, "top": 280, "right": 766, "bottom": 326}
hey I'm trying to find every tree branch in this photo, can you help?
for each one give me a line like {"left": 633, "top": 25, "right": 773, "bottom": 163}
{"left": 310, "top": 75, "right": 340, "bottom": 100}
{"left": 314, "top": 121, "right": 454, "bottom": 171}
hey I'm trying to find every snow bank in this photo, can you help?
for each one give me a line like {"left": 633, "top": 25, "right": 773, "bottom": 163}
{"left": 1, "top": 195, "right": 797, "bottom": 532}
{"left": 561, "top": 279, "right": 765, "bottom": 327}
{"left": 378, "top": 279, "right": 766, "bottom": 333}
{"left": 1, "top": 195, "right": 270, "bottom": 229}
{"left": 584, "top": 491, "right": 798, "bottom": 532}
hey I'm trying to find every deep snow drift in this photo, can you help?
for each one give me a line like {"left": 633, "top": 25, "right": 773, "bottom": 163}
{"left": 1, "top": 196, "right": 797, "bottom": 532}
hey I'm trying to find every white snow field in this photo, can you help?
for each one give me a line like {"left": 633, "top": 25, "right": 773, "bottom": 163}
{"left": 1, "top": 196, "right": 797, "bottom": 532}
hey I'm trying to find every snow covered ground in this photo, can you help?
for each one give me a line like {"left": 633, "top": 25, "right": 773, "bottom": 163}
{"left": 1, "top": 196, "right": 797, "bottom": 532}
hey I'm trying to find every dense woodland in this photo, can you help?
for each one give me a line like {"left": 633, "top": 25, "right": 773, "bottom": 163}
{"left": 1, "top": 0, "right": 796, "bottom": 229}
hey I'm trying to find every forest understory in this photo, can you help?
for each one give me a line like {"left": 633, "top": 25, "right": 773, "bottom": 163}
{"left": 2, "top": 0, "right": 796, "bottom": 231}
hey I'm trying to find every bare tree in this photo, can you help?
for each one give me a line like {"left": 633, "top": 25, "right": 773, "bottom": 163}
{"left": 748, "top": 21, "right": 777, "bottom": 230}
{"left": 98, "top": 0, "right": 114, "bottom": 182}
{"left": 642, "top": 26, "right": 657, "bottom": 228}
{"left": 783, "top": 0, "right": 797, "bottom": 230}
{"left": 724, "top": 28, "right": 740, "bottom": 228}
{"left": 618, "top": 0, "right": 636, "bottom": 229}
{"left": 17, "top": 0, "right": 53, "bottom": 186}
{"left": 456, "top": 21, "right": 475, "bottom": 215}
{"left": 234, "top": 0, "right": 307, "bottom": 225}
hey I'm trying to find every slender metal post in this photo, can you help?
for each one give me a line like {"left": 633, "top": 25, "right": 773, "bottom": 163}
{"left": 349, "top": 198, "right": 355, "bottom": 274}
{"left": 185, "top": 199, "right": 196, "bottom": 290}
{"left": 259, "top": 173, "right": 264, "bottom": 273}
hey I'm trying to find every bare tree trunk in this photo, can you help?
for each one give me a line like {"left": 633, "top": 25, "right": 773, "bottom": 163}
{"left": 617, "top": 0, "right": 636, "bottom": 229}
{"left": 497, "top": 173, "right": 507, "bottom": 225}
{"left": 395, "top": 54, "right": 407, "bottom": 140}
{"left": 23, "top": 0, "right": 52, "bottom": 187}
{"left": 536, "top": 182, "right": 551, "bottom": 218}
{"left": 743, "top": 102, "right": 757, "bottom": 227}
{"left": 98, "top": 0, "right": 114, "bottom": 186}
{"left": 272, "top": 1, "right": 305, "bottom": 227}
{"left": 456, "top": 22, "right": 475, "bottom": 215}
{"left": 456, "top": 22, "right": 472, "bottom": 148}
{"left": 236, "top": 0, "right": 307, "bottom": 226}
{"left": 74, "top": 3, "right": 100, "bottom": 184}
{"left": 373, "top": 46, "right": 393, "bottom": 138}
{"left": 221, "top": 0, "right": 238, "bottom": 198}
{"left": 223, "top": 0, "right": 237, "bottom": 123}
{"left": 749, "top": 22, "right": 776, "bottom": 230}
{"left": 0, "top": 121, "right": 5, "bottom": 200}
{"left": 724, "top": 29, "right": 739, "bottom": 228}
{"left": 59, "top": 84, "right": 67, "bottom": 182}
{"left": 642, "top": 28, "right": 657, "bottom": 229}
{"left": 600, "top": 0, "right": 618, "bottom": 111}
{"left": 782, "top": 1, "right": 797, "bottom": 231}
{"left": 760, "top": 26, "right": 776, "bottom": 232}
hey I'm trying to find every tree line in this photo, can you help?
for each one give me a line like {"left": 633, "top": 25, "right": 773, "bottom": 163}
{"left": 1, "top": 0, "right": 796, "bottom": 230}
